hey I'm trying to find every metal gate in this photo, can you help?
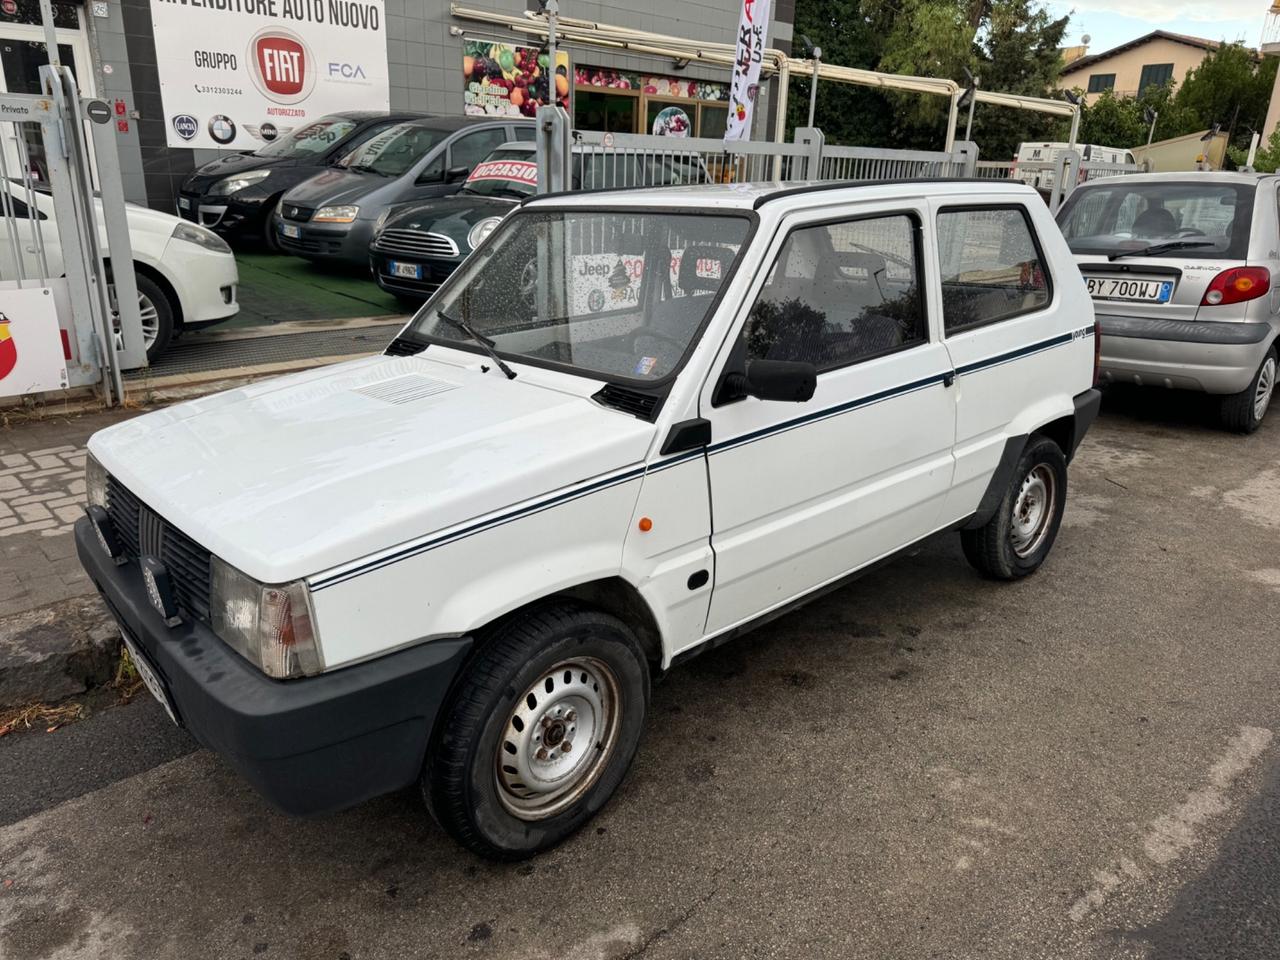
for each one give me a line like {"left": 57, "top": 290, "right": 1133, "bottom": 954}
{"left": 1, "top": 50, "right": 145, "bottom": 404}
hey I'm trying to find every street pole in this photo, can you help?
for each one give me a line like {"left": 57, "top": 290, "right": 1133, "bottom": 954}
{"left": 807, "top": 46, "right": 821, "bottom": 128}
{"left": 964, "top": 75, "right": 978, "bottom": 142}
{"left": 1146, "top": 112, "right": 1158, "bottom": 148}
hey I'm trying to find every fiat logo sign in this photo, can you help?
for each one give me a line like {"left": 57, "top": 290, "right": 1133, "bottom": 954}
{"left": 247, "top": 27, "right": 315, "bottom": 105}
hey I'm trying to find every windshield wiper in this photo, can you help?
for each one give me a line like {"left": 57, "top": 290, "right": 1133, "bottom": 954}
{"left": 436, "top": 309, "right": 517, "bottom": 380}
{"left": 1108, "top": 240, "right": 1215, "bottom": 261}
{"left": 349, "top": 164, "right": 391, "bottom": 177}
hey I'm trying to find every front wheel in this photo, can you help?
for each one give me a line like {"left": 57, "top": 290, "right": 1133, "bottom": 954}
{"left": 961, "top": 435, "right": 1068, "bottom": 581}
{"left": 424, "top": 603, "right": 649, "bottom": 860}
{"left": 110, "top": 272, "right": 174, "bottom": 362}
{"left": 1219, "top": 347, "right": 1276, "bottom": 434}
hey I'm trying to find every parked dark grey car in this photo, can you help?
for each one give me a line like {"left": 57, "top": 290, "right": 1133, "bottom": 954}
{"left": 272, "top": 116, "right": 534, "bottom": 267}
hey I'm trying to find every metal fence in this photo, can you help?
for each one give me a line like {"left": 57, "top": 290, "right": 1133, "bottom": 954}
{"left": 819, "top": 143, "right": 976, "bottom": 181}
{"left": 569, "top": 128, "right": 819, "bottom": 187}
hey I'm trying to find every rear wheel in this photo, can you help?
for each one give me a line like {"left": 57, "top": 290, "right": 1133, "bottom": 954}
{"left": 424, "top": 603, "right": 649, "bottom": 860}
{"left": 1219, "top": 348, "right": 1276, "bottom": 434}
{"left": 961, "top": 435, "right": 1068, "bottom": 580}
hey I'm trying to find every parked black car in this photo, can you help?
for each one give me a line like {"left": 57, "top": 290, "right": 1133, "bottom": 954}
{"left": 273, "top": 117, "right": 534, "bottom": 268}
{"left": 176, "top": 112, "right": 427, "bottom": 248}
{"left": 370, "top": 142, "right": 708, "bottom": 302}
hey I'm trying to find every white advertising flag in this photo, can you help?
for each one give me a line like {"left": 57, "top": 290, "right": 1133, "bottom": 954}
{"left": 724, "top": 0, "right": 772, "bottom": 141}
{"left": 151, "top": 0, "right": 390, "bottom": 150}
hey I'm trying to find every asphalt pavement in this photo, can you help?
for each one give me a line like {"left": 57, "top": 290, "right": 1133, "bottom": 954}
{"left": 3, "top": 386, "right": 1280, "bottom": 960}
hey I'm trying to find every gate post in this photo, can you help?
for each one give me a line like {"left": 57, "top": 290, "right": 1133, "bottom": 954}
{"left": 794, "top": 126, "right": 825, "bottom": 180}
{"left": 952, "top": 140, "right": 979, "bottom": 178}
{"left": 535, "top": 105, "right": 572, "bottom": 194}
{"left": 1050, "top": 150, "right": 1081, "bottom": 214}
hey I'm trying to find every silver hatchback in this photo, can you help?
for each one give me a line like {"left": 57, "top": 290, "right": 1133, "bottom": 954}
{"left": 1057, "top": 172, "right": 1279, "bottom": 432}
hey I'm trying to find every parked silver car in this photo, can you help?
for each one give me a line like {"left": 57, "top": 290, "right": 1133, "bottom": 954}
{"left": 1057, "top": 172, "right": 1278, "bottom": 432}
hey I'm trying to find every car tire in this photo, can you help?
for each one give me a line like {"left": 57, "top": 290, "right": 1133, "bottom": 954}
{"left": 111, "top": 272, "right": 174, "bottom": 363}
{"left": 424, "top": 603, "right": 649, "bottom": 861}
{"left": 262, "top": 204, "right": 282, "bottom": 252}
{"left": 960, "top": 435, "right": 1068, "bottom": 581}
{"left": 1219, "top": 347, "right": 1276, "bottom": 434}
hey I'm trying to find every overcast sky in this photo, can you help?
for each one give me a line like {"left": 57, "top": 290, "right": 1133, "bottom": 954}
{"left": 1045, "top": 1, "right": 1266, "bottom": 54}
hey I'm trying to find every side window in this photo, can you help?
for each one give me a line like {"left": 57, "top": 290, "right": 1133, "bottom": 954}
{"left": 743, "top": 214, "right": 926, "bottom": 371}
{"left": 415, "top": 152, "right": 445, "bottom": 184}
{"left": 512, "top": 125, "right": 536, "bottom": 142}
{"left": 937, "top": 207, "right": 1051, "bottom": 333}
{"left": 1, "top": 196, "right": 38, "bottom": 219}
{"left": 449, "top": 128, "right": 510, "bottom": 172}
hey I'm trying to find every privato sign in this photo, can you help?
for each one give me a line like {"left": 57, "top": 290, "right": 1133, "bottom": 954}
{"left": 150, "top": 0, "right": 389, "bottom": 150}
{"left": 724, "top": 0, "right": 771, "bottom": 141}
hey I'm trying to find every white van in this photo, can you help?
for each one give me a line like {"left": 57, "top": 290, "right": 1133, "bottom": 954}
{"left": 77, "top": 179, "right": 1099, "bottom": 859}
{"left": 1014, "top": 142, "right": 1138, "bottom": 194}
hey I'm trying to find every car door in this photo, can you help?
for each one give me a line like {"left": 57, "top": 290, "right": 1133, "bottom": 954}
{"left": 0, "top": 185, "right": 52, "bottom": 282}
{"left": 700, "top": 204, "right": 957, "bottom": 636}
{"left": 930, "top": 203, "right": 1057, "bottom": 524}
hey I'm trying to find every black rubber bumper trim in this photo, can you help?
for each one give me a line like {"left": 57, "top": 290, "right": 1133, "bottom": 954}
{"left": 1071, "top": 388, "right": 1102, "bottom": 461}
{"left": 1097, "top": 314, "right": 1272, "bottom": 345}
{"left": 75, "top": 518, "right": 472, "bottom": 817}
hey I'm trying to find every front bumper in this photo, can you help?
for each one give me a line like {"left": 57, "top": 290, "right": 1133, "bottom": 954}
{"left": 159, "top": 239, "right": 240, "bottom": 327}
{"left": 275, "top": 216, "right": 375, "bottom": 266}
{"left": 369, "top": 250, "right": 464, "bottom": 300}
{"left": 75, "top": 518, "right": 472, "bottom": 816}
{"left": 1098, "top": 313, "right": 1276, "bottom": 394}
{"left": 177, "top": 191, "right": 272, "bottom": 239}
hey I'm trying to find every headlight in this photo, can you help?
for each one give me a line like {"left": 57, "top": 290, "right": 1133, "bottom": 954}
{"left": 467, "top": 217, "right": 503, "bottom": 250}
{"left": 210, "top": 558, "right": 325, "bottom": 679}
{"left": 373, "top": 208, "right": 391, "bottom": 235}
{"left": 313, "top": 204, "right": 359, "bottom": 223}
{"left": 85, "top": 452, "right": 107, "bottom": 507}
{"left": 171, "top": 221, "right": 232, "bottom": 254}
{"left": 207, "top": 169, "right": 271, "bottom": 197}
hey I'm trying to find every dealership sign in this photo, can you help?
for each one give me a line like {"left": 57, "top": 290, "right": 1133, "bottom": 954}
{"left": 150, "top": 0, "right": 388, "bottom": 150}
{"left": 0, "top": 290, "right": 70, "bottom": 399}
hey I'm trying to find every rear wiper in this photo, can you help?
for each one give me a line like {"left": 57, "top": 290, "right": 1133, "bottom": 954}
{"left": 1108, "top": 240, "right": 1214, "bottom": 261}
{"left": 436, "top": 309, "right": 517, "bottom": 380}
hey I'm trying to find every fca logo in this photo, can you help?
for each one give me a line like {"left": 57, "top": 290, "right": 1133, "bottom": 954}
{"left": 329, "top": 63, "right": 366, "bottom": 79}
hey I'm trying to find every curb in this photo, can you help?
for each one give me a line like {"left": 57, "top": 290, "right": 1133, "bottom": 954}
{"left": 0, "top": 597, "right": 119, "bottom": 712}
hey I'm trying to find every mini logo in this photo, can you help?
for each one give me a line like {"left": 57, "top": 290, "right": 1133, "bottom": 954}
{"left": 0, "top": 312, "right": 15, "bottom": 381}
{"left": 248, "top": 27, "right": 315, "bottom": 105}
{"left": 171, "top": 114, "right": 198, "bottom": 141}
{"left": 208, "top": 115, "right": 236, "bottom": 144}
{"left": 259, "top": 122, "right": 278, "bottom": 141}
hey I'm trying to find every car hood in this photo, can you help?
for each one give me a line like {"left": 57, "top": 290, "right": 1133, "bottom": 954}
{"left": 87, "top": 353, "right": 655, "bottom": 583}
{"left": 282, "top": 168, "right": 385, "bottom": 209}
{"left": 384, "top": 193, "right": 517, "bottom": 242}
{"left": 182, "top": 152, "right": 287, "bottom": 193}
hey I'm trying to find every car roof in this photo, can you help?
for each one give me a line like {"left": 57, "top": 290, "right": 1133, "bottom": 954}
{"left": 524, "top": 178, "right": 1041, "bottom": 211}
{"left": 1078, "top": 171, "right": 1275, "bottom": 187}
{"left": 326, "top": 110, "right": 434, "bottom": 122}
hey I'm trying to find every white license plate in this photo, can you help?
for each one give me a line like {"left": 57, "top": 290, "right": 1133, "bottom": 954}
{"left": 178, "top": 197, "right": 191, "bottom": 210}
{"left": 390, "top": 260, "right": 422, "bottom": 279}
{"left": 281, "top": 223, "right": 301, "bottom": 239}
{"left": 1085, "top": 277, "right": 1173, "bottom": 303}
{"left": 121, "top": 630, "right": 177, "bottom": 725}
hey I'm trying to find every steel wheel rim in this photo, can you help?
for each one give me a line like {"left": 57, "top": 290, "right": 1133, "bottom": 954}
{"left": 110, "top": 285, "right": 160, "bottom": 351}
{"left": 1254, "top": 356, "right": 1276, "bottom": 421}
{"left": 495, "top": 657, "right": 622, "bottom": 821}
{"left": 1010, "top": 464, "right": 1056, "bottom": 558}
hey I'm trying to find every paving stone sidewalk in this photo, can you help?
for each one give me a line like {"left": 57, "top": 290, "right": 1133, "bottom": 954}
{"left": 1, "top": 410, "right": 138, "bottom": 620}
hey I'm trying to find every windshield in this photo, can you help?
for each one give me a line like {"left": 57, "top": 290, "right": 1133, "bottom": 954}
{"left": 463, "top": 151, "right": 538, "bottom": 199}
{"left": 254, "top": 117, "right": 358, "bottom": 158}
{"left": 1058, "top": 181, "right": 1255, "bottom": 260}
{"left": 337, "top": 123, "right": 448, "bottom": 178}
{"left": 409, "top": 210, "right": 752, "bottom": 382}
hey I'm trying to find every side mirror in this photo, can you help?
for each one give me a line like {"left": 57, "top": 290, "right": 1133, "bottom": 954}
{"left": 720, "top": 359, "right": 817, "bottom": 404}
{"left": 445, "top": 165, "right": 469, "bottom": 183}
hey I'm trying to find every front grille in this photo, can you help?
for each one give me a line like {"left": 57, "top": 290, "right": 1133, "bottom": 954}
{"left": 105, "top": 475, "right": 213, "bottom": 622}
{"left": 279, "top": 233, "right": 341, "bottom": 255}
{"left": 373, "top": 229, "right": 460, "bottom": 258}
{"left": 282, "top": 203, "right": 315, "bottom": 222}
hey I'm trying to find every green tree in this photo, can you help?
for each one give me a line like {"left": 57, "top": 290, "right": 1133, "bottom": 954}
{"left": 1173, "top": 43, "right": 1278, "bottom": 146}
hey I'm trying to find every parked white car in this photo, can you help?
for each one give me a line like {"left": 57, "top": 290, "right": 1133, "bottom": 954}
{"left": 77, "top": 179, "right": 1099, "bottom": 859}
{"left": 0, "top": 180, "right": 239, "bottom": 360}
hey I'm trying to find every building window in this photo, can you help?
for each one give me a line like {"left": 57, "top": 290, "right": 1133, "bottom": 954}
{"left": 573, "top": 65, "right": 730, "bottom": 138}
{"left": 1087, "top": 73, "right": 1116, "bottom": 93}
{"left": 1138, "top": 63, "right": 1175, "bottom": 91}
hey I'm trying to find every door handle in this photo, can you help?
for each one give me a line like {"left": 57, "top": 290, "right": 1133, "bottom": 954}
{"left": 942, "top": 371, "right": 956, "bottom": 388}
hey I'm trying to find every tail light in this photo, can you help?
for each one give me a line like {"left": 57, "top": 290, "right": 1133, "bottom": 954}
{"left": 1093, "top": 320, "right": 1102, "bottom": 386}
{"left": 1201, "top": 267, "right": 1270, "bottom": 306}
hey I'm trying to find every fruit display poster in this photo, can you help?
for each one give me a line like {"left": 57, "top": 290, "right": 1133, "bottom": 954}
{"left": 572, "top": 66, "right": 728, "bottom": 102}
{"left": 0, "top": 286, "right": 69, "bottom": 399}
{"left": 463, "top": 40, "right": 569, "bottom": 118}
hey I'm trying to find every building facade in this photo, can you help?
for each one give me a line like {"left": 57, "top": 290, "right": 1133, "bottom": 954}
{"left": 1057, "top": 30, "right": 1220, "bottom": 101}
{"left": 1, "top": 0, "right": 795, "bottom": 211}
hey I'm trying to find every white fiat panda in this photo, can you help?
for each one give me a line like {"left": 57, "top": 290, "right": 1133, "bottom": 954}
{"left": 78, "top": 180, "right": 1099, "bottom": 860}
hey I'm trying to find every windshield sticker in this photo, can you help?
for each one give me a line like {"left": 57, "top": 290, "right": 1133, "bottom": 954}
{"left": 468, "top": 160, "right": 539, "bottom": 185}
{"left": 634, "top": 356, "right": 658, "bottom": 376}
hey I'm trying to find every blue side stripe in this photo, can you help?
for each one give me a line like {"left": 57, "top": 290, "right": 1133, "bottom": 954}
{"left": 310, "top": 326, "right": 1092, "bottom": 589}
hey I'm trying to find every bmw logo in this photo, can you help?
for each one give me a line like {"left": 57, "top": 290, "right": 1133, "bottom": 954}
{"left": 208, "top": 115, "right": 236, "bottom": 145}
{"left": 171, "top": 114, "right": 198, "bottom": 141}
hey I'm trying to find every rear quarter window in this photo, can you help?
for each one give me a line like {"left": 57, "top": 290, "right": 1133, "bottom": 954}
{"left": 937, "top": 206, "right": 1052, "bottom": 333}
